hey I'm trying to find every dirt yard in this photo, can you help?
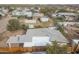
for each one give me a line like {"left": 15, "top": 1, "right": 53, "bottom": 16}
{"left": 0, "top": 30, "right": 25, "bottom": 48}
{"left": 35, "top": 18, "right": 54, "bottom": 28}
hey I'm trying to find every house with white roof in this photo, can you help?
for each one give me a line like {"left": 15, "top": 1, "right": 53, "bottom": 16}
{"left": 33, "top": 12, "right": 44, "bottom": 19}
{"left": 52, "top": 12, "right": 78, "bottom": 21}
{"left": 0, "top": 7, "right": 8, "bottom": 16}
{"left": 72, "top": 39, "right": 79, "bottom": 46}
{"left": 57, "top": 12, "right": 78, "bottom": 16}
{"left": 24, "top": 19, "right": 37, "bottom": 28}
{"left": 51, "top": 13, "right": 58, "bottom": 17}
{"left": 71, "top": 39, "right": 79, "bottom": 52}
{"left": 40, "top": 16, "right": 49, "bottom": 22}
{"left": 6, "top": 27, "right": 68, "bottom": 50}
{"left": 11, "top": 9, "right": 33, "bottom": 17}
{"left": 59, "top": 13, "right": 78, "bottom": 21}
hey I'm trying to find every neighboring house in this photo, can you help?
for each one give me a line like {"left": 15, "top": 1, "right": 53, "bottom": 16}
{"left": 65, "top": 16, "right": 76, "bottom": 21}
{"left": 0, "top": 7, "right": 8, "bottom": 16}
{"left": 57, "top": 13, "right": 78, "bottom": 21}
{"left": 57, "top": 12, "right": 78, "bottom": 16}
{"left": 28, "top": 24, "right": 35, "bottom": 28}
{"left": 72, "top": 39, "right": 79, "bottom": 52}
{"left": 23, "top": 11, "right": 33, "bottom": 17}
{"left": 40, "top": 16, "right": 49, "bottom": 22}
{"left": 11, "top": 9, "right": 33, "bottom": 17}
{"left": 19, "top": 19, "right": 37, "bottom": 29}
{"left": 72, "top": 39, "right": 79, "bottom": 45}
{"left": 6, "top": 27, "right": 68, "bottom": 49}
{"left": 52, "top": 12, "right": 78, "bottom": 21}
{"left": 52, "top": 12, "right": 78, "bottom": 17}
{"left": 58, "top": 22, "right": 79, "bottom": 27}
{"left": 24, "top": 19, "right": 37, "bottom": 28}
{"left": 12, "top": 10, "right": 22, "bottom": 16}
{"left": 24, "top": 19, "right": 37, "bottom": 24}
{"left": 33, "top": 12, "right": 44, "bottom": 19}
{"left": 0, "top": 12, "right": 5, "bottom": 16}
{"left": 51, "top": 13, "right": 58, "bottom": 17}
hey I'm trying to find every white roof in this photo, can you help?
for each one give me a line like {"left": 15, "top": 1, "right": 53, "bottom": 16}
{"left": 73, "top": 39, "right": 79, "bottom": 44}
{"left": 58, "top": 12, "right": 77, "bottom": 16}
{"left": 40, "top": 16, "right": 49, "bottom": 22}
{"left": 58, "top": 22, "right": 79, "bottom": 26}
{"left": 12, "top": 10, "right": 32, "bottom": 17}
{"left": 32, "top": 36, "right": 50, "bottom": 46}
{"left": 25, "top": 19, "right": 36, "bottom": 24}
{"left": 24, "top": 42, "right": 32, "bottom": 47}
{"left": 7, "top": 27, "right": 68, "bottom": 47}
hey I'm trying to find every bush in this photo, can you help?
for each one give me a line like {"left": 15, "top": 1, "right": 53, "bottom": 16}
{"left": 21, "top": 24, "right": 28, "bottom": 30}
{"left": 7, "top": 19, "right": 21, "bottom": 31}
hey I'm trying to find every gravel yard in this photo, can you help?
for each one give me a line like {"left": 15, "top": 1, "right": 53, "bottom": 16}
{"left": 0, "top": 15, "right": 11, "bottom": 33}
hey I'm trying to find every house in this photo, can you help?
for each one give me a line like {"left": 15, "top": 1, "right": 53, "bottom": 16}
{"left": 58, "top": 12, "right": 78, "bottom": 21}
{"left": 52, "top": 12, "right": 77, "bottom": 17}
{"left": 58, "top": 22, "right": 79, "bottom": 27}
{"left": 65, "top": 16, "right": 75, "bottom": 21}
{"left": 40, "top": 16, "right": 49, "bottom": 22}
{"left": 6, "top": 27, "right": 68, "bottom": 50}
{"left": 28, "top": 24, "right": 35, "bottom": 28}
{"left": 51, "top": 13, "right": 58, "bottom": 17}
{"left": 24, "top": 19, "right": 37, "bottom": 24}
{"left": 12, "top": 10, "right": 22, "bottom": 16}
{"left": 52, "top": 12, "right": 78, "bottom": 21}
{"left": 72, "top": 39, "right": 79, "bottom": 45}
{"left": 72, "top": 39, "right": 79, "bottom": 53}
{"left": 57, "top": 12, "right": 78, "bottom": 16}
{"left": 0, "top": 7, "right": 8, "bottom": 16}
{"left": 33, "top": 12, "right": 44, "bottom": 19}
{"left": 0, "top": 12, "right": 5, "bottom": 16}
{"left": 23, "top": 11, "right": 33, "bottom": 17}
{"left": 11, "top": 9, "right": 33, "bottom": 17}
{"left": 19, "top": 19, "right": 37, "bottom": 29}
{"left": 24, "top": 19, "right": 37, "bottom": 28}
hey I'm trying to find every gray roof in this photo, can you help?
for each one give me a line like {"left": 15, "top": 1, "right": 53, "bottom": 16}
{"left": 6, "top": 35, "right": 32, "bottom": 43}
{"left": 58, "top": 12, "right": 78, "bottom": 16}
{"left": 7, "top": 27, "right": 68, "bottom": 43}
{"left": 26, "top": 28, "right": 68, "bottom": 43}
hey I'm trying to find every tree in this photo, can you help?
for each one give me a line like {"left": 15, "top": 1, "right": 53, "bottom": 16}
{"left": 46, "top": 41, "right": 67, "bottom": 54}
{"left": 57, "top": 9, "right": 68, "bottom": 12}
{"left": 0, "top": 34, "right": 4, "bottom": 41}
{"left": 21, "top": 24, "right": 28, "bottom": 30}
{"left": 7, "top": 19, "right": 21, "bottom": 31}
{"left": 40, "top": 7, "right": 56, "bottom": 16}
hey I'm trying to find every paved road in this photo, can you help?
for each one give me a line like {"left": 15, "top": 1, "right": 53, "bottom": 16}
{"left": 0, "top": 15, "right": 11, "bottom": 33}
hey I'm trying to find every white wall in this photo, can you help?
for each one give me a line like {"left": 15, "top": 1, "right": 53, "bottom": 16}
{"left": 32, "top": 36, "right": 50, "bottom": 46}
{"left": 40, "top": 17, "right": 49, "bottom": 22}
{"left": 24, "top": 42, "right": 32, "bottom": 47}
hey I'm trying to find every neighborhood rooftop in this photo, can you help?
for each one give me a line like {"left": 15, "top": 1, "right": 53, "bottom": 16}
{"left": 58, "top": 12, "right": 78, "bottom": 16}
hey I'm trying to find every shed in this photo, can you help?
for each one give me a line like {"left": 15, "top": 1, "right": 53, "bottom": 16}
{"left": 40, "top": 16, "right": 49, "bottom": 22}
